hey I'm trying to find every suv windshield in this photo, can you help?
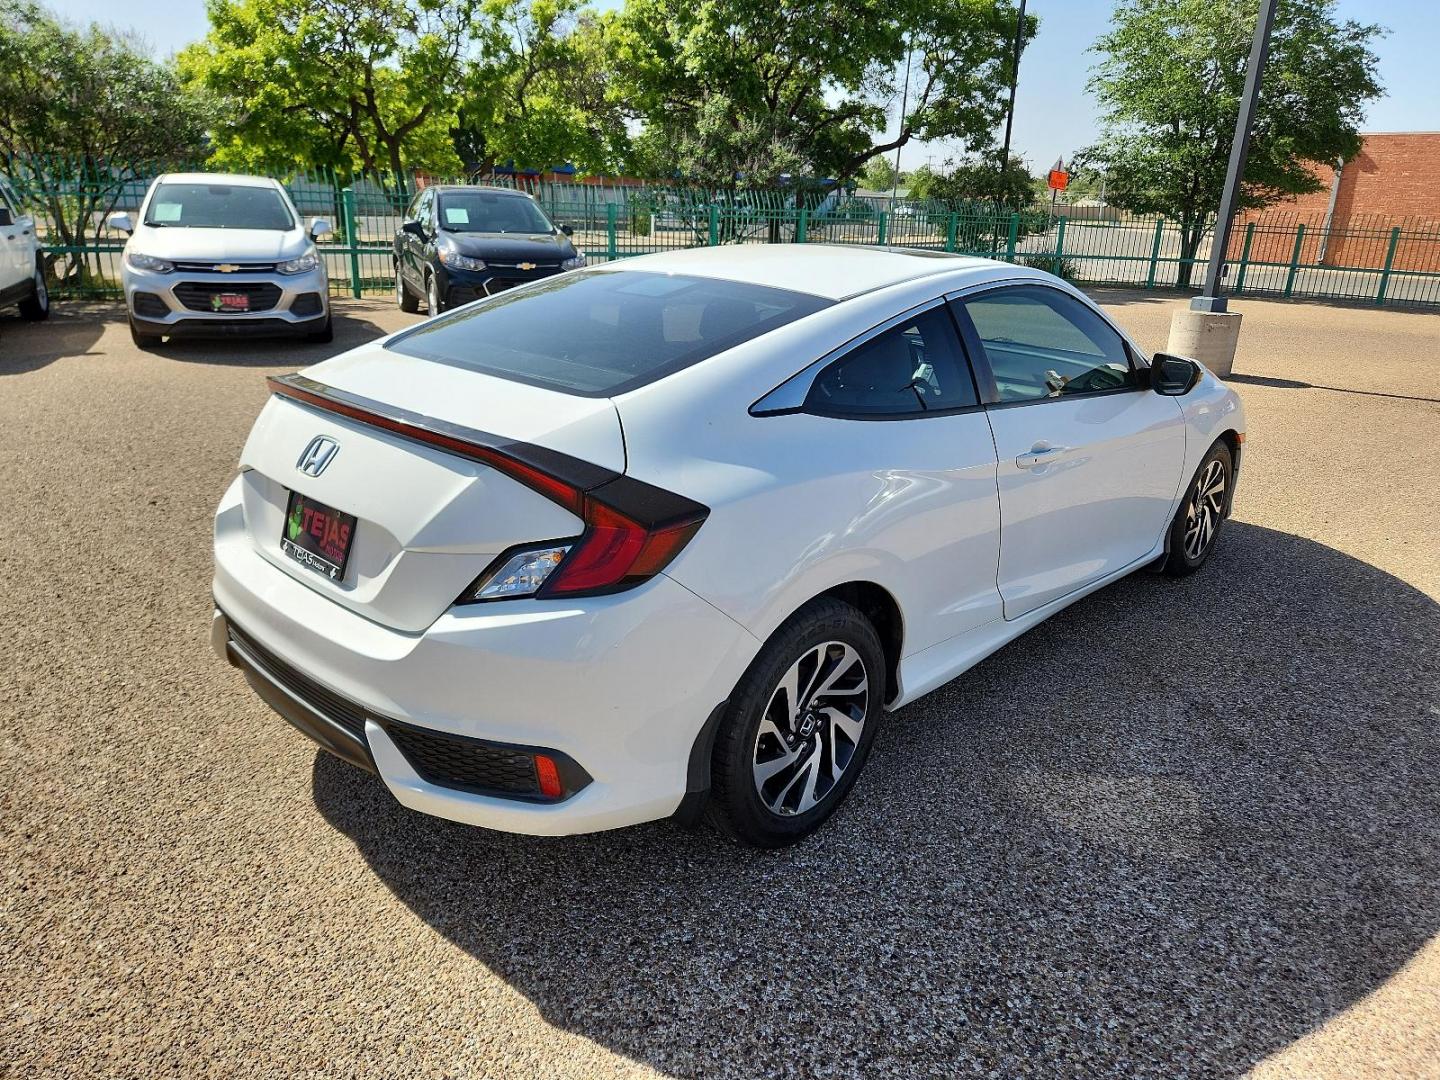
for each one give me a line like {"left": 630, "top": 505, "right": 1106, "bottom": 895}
{"left": 385, "top": 270, "right": 831, "bottom": 396}
{"left": 144, "top": 183, "right": 294, "bottom": 230}
{"left": 436, "top": 191, "right": 555, "bottom": 234}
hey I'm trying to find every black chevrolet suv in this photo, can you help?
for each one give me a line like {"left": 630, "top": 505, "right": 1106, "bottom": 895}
{"left": 393, "top": 185, "right": 585, "bottom": 314}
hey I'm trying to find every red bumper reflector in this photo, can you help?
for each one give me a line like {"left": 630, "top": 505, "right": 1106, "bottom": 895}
{"left": 534, "top": 754, "right": 563, "bottom": 799}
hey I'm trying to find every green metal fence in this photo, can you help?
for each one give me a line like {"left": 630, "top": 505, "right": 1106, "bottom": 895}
{"left": 11, "top": 159, "right": 1440, "bottom": 308}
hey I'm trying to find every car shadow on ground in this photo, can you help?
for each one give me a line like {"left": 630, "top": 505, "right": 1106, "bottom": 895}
{"left": 0, "top": 305, "right": 106, "bottom": 375}
{"left": 140, "top": 308, "right": 397, "bottom": 367}
{"left": 311, "top": 522, "right": 1440, "bottom": 1078}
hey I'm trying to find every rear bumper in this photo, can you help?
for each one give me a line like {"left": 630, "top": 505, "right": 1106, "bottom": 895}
{"left": 212, "top": 477, "right": 759, "bottom": 835}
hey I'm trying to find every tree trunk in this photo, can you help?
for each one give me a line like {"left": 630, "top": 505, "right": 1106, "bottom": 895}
{"left": 1177, "top": 220, "right": 1206, "bottom": 289}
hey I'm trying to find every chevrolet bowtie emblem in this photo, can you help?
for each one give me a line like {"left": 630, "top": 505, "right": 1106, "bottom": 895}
{"left": 518, "top": 262, "right": 536, "bottom": 271}
{"left": 215, "top": 263, "right": 240, "bottom": 273}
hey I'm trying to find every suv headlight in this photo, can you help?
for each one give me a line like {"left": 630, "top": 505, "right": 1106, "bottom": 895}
{"left": 561, "top": 253, "right": 587, "bottom": 270}
{"left": 126, "top": 251, "right": 174, "bottom": 274}
{"left": 277, "top": 251, "right": 320, "bottom": 275}
{"left": 437, "top": 250, "right": 487, "bottom": 272}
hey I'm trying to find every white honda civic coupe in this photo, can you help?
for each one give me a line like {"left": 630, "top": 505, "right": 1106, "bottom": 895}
{"left": 212, "top": 245, "right": 1244, "bottom": 847}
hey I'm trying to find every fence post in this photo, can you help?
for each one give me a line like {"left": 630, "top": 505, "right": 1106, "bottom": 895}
{"left": 1145, "top": 218, "right": 1165, "bottom": 288}
{"left": 708, "top": 204, "right": 720, "bottom": 246}
{"left": 945, "top": 213, "right": 958, "bottom": 253}
{"left": 1234, "top": 223, "right": 1256, "bottom": 295}
{"left": 1283, "top": 223, "right": 1305, "bottom": 298}
{"left": 1005, "top": 213, "right": 1019, "bottom": 262}
{"left": 341, "top": 187, "right": 361, "bottom": 299}
{"left": 1375, "top": 226, "right": 1402, "bottom": 305}
{"left": 606, "top": 201, "right": 617, "bottom": 261}
{"left": 877, "top": 211, "right": 888, "bottom": 246}
{"left": 1053, "top": 217, "right": 1067, "bottom": 275}
{"left": 795, "top": 208, "right": 808, "bottom": 244}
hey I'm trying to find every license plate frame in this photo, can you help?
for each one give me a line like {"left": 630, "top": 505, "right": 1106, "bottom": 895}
{"left": 280, "top": 490, "right": 357, "bottom": 581}
{"left": 212, "top": 291, "right": 250, "bottom": 312}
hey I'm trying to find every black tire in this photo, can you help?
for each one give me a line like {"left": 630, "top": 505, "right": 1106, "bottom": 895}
{"left": 395, "top": 263, "right": 419, "bottom": 313}
{"left": 1162, "top": 440, "right": 1234, "bottom": 577}
{"left": 425, "top": 270, "right": 444, "bottom": 315}
{"left": 128, "top": 317, "right": 160, "bottom": 350}
{"left": 17, "top": 258, "right": 49, "bottom": 321}
{"left": 707, "top": 596, "right": 885, "bottom": 848}
{"left": 305, "top": 313, "right": 334, "bottom": 343}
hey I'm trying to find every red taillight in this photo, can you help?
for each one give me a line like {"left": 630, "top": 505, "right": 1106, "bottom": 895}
{"left": 534, "top": 754, "right": 563, "bottom": 799}
{"left": 543, "top": 502, "right": 703, "bottom": 596}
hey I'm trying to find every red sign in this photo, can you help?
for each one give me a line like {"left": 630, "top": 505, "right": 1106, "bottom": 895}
{"left": 1047, "top": 169, "right": 1070, "bottom": 192}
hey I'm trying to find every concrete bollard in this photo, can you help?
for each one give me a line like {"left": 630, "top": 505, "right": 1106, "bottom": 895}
{"left": 1167, "top": 309, "right": 1242, "bottom": 378}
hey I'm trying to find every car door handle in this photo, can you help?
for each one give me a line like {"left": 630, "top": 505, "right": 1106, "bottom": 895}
{"left": 1016, "top": 444, "right": 1073, "bottom": 469}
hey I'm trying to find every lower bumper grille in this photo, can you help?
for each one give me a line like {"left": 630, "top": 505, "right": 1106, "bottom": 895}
{"left": 230, "top": 624, "right": 366, "bottom": 738}
{"left": 223, "top": 617, "right": 589, "bottom": 801}
{"left": 385, "top": 721, "right": 541, "bottom": 797}
{"left": 174, "top": 281, "right": 283, "bottom": 312}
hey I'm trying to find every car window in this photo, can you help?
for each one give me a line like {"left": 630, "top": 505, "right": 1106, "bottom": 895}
{"left": 806, "top": 306, "right": 976, "bottom": 417}
{"left": 143, "top": 182, "right": 294, "bottom": 230}
{"left": 385, "top": 270, "right": 831, "bottom": 397}
{"left": 437, "top": 191, "right": 554, "bottom": 234}
{"left": 961, "top": 286, "right": 1137, "bottom": 402}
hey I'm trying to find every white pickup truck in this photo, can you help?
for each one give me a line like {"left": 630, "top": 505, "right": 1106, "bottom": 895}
{"left": 0, "top": 178, "right": 49, "bottom": 321}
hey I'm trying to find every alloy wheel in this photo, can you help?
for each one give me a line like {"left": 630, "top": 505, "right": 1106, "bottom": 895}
{"left": 1183, "top": 458, "right": 1226, "bottom": 561}
{"left": 752, "top": 641, "right": 869, "bottom": 817}
{"left": 34, "top": 267, "right": 48, "bottom": 311}
{"left": 427, "top": 274, "right": 439, "bottom": 314}
{"left": 394, "top": 266, "right": 404, "bottom": 307}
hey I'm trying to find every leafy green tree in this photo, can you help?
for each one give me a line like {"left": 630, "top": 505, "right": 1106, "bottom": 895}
{"left": 0, "top": 1, "right": 209, "bottom": 282}
{"left": 925, "top": 155, "right": 1035, "bottom": 209}
{"left": 180, "top": 0, "right": 479, "bottom": 180}
{"left": 453, "top": 0, "right": 629, "bottom": 176}
{"left": 860, "top": 157, "right": 899, "bottom": 193}
{"left": 608, "top": 0, "right": 1034, "bottom": 191}
{"left": 1079, "top": 0, "right": 1383, "bottom": 284}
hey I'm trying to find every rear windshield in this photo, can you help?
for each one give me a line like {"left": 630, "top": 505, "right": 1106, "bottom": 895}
{"left": 144, "top": 183, "right": 294, "bottom": 230}
{"left": 384, "top": 270, "right": 831, "bottom": 396}
{"left": 437, "top": 191, "right": 554, "bottom": 234}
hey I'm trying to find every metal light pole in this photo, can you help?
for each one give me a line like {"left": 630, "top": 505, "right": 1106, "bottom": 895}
{"left": 999, "top": 0, "right": 1027, "bottom": 174}
{"left": 1193, "top": 0, "right": 1279, "bottom": 313}
{"left": 892, "top": 39, "right": 913, "bottom": 202}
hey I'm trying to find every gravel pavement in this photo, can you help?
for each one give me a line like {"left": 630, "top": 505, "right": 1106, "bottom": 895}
{"left": 2, "top": 290, "right": 1438, "bottom": 1079}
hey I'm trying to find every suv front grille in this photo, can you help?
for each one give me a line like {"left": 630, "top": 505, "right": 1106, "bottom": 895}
{"left": 174, "top": 281, "right": 283, "bottom": 312}
{"left": 173, "top": 261, "right": 277, "bottom": 273}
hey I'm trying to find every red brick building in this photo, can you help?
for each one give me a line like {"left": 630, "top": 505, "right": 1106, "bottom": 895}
{"left": 1231, "top": 132, "right": 1440, "bottom": 271}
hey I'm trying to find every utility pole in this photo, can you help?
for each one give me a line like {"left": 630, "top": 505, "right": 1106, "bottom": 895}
{"left": 1167, "top": 0, "right": 1278, "bottom": 377}
{"left": 999, "top": 0, "right": 1027, "bottom": 174}
{"left": 1193, "top": 0, "right": 1278, "bottom": 313}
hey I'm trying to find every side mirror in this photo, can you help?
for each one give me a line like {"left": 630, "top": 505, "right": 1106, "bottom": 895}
{"left": 309, "top": 218, "right": 332, "bottom": 240}
{"left": 401, "top": 220, "right": 428, "bottom": 240}
{"left": 559, "top": 223, "right": 574, "bottom": 236}
{"left": 108, "top": 212, "right": 133, "bottom": 235}
{"left": 0, "top": 206, "right": 11, "bottom": 228}
{"left": 1150, "top": 353, "right": 1203, "bottom": 396}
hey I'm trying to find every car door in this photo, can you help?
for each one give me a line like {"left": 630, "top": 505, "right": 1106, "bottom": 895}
{"left": 401, "top": 189, "right": 433, "bottom": 289}
{"left": 0, "top": 183, "right": 27, "bottom": 291}
{"left": 763, "top": 300, "right": 1004, "bottom": 654}
{"left": 953, "top": 283, "right": 1187, "bottom": 621}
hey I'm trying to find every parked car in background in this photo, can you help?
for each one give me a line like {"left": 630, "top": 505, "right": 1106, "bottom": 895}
{"left": 109, "top": 173, "right": 332, "bottom": 349}
{"left": 393, "top": 185, "right": 585, "bottom": 314}
{"left": 211, "top": 245, "right": 1245, "bottom": 848}
{"left": 0, "top": 178, "right": 49, "bottom": 321}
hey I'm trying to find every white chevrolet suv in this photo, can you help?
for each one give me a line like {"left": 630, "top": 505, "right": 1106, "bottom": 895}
{"left": 111, "top": 173, "right": 332, "bottom": 349}
{"left": 0, "top": 178, "right": 49, "bottom": 321}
